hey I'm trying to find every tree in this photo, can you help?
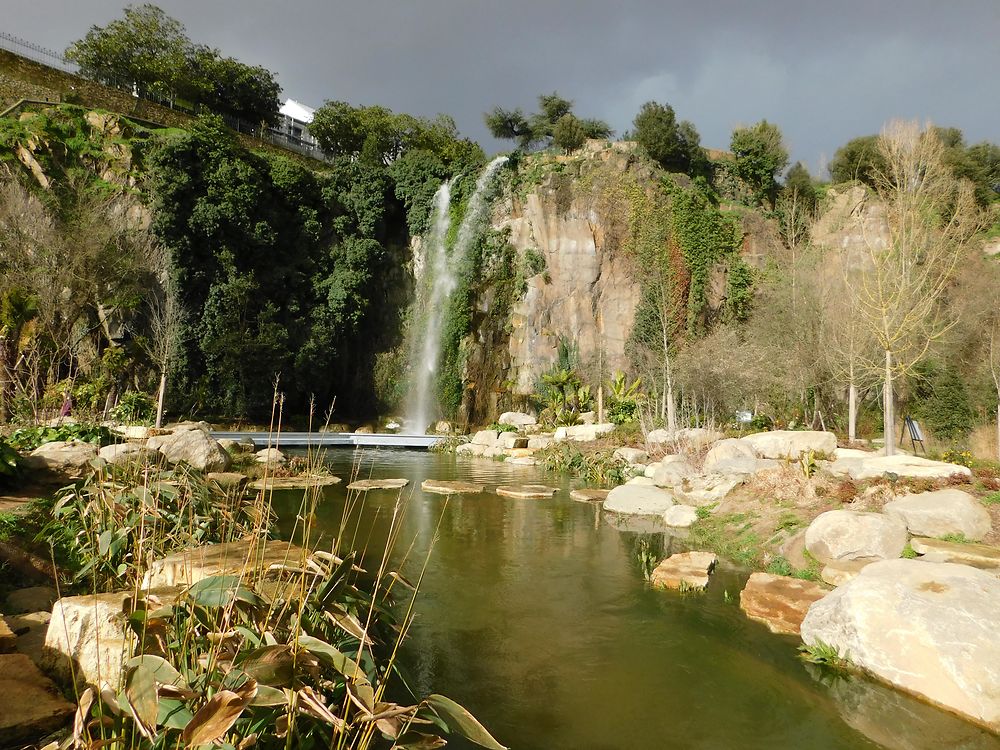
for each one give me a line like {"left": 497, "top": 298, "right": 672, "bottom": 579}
{"left": 730, "top": 120, "right": 789, "bottom": 206}
{"left": 552, "top": 114, "right": 586, "bottom": 153}
{"left": 483, "top": 93, "right": 611, "bottom": 151}
{"left": 66, "top": 4, "right": 190, "bottom": 99}
{"left": 851, "top": 121, "right": 982, "bottom": 455}
{"left": 631, "top": 101, "right": 705, "bottom": 176}
{"left": 829, "top": 135, "right": 885, "bottom": 186}
{"left": 783, "top": 162, "right": 817, "bottom": 215}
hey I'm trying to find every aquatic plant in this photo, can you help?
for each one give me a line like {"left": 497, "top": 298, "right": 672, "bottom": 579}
{"left": 798, "top": 640, "right": 851, "bottom": 671}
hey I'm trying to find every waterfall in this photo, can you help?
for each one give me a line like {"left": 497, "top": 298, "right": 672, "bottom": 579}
{"left": 404, "top": 155, "right": 508, "bottom": 433}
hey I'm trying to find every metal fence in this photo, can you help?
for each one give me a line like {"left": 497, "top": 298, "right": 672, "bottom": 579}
{"left": 0, "top": 30, "right": 329, "bottom": 162}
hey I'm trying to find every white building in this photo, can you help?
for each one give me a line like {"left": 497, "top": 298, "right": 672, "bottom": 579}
{"left": 276, "top": 98, "right": 318, "bottom": 146}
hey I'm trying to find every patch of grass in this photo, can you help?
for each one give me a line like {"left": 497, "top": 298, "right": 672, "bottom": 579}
{"left": 793, "top": 551, "right": 822, "bottom": 581}
{"left": 982, "top": 491, "right": 1000, "bottom": 506}
{"left": 687, "top": 511, "right": 762, "bottom": 569}
{"left": 940, "top": 532, "right": 971, "bottom": 544}
{"left": 766, "top": 555, "right": 793, "bottom": 576}
{"left": 901, "top": 543, "right": 919, "bottom": 559}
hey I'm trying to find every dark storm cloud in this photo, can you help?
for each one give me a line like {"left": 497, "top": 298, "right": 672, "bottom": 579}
{"left": 5, "top": 0, "right": 998, "bottom": 174}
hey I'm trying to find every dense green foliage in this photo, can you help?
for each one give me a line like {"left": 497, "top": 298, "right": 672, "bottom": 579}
{"left": 631, "top": 101, "right": 708, "bottom": 177}
{"left": 729, "top": 120, "right": 789, "bottom": 206}
{"left": 909, "top": 361, "right": 975, "bottom": 442}
{"left": 485, "top": 92, "right": 611, "bottom": 152}
{"left": 8, "top": 422, "right": 114, "bottom": 451}
{"left": 148, "top": 116, "right": 413, "bottom": 417}
{"left": 65, "top": 4, "right": 281, "bottom": 124}
{"left": 0, "top": 437, "right": 18, "bottom": 483}
{"left": 828, "top": 134, "right": 884, "bottom": 186}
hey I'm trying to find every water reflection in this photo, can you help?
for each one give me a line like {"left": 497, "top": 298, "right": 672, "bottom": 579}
{"left": 270, "top": 449, "right": 999, "bottom": 750}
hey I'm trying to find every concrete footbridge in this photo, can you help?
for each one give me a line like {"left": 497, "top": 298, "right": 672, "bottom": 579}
{"left": 209, "top": 431, "right": 442, "bottom": 450}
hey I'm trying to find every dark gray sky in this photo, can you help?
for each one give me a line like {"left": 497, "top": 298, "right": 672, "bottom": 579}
{"left": 5, "top": 0, "right": 998, "bottom": 175}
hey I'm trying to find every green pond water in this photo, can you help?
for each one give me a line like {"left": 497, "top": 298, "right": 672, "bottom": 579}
{"left": 271, "top": 448, "right": 1000, "bottom": 750}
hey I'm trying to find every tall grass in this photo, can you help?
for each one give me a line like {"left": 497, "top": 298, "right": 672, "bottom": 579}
{"left": 38, "top": 395, "right": 506, "bottom": 749}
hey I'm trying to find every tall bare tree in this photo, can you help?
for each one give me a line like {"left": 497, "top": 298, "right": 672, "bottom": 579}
{"left": 853, "top": 121, "right": 982, "bottom": 455}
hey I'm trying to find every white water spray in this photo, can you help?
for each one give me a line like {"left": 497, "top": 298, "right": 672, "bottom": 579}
{"left": 404, "top": 155, "right": 508, "bottom": 432}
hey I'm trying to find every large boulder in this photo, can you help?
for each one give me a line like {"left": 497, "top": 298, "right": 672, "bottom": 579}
{"left": 739, "top": 572, "right": 828, "bottom": 635}
{"left": 614, "top": 446, "right": 648, "bottom": 464}
{"left": 703, "top": 438, "right": 756, "bottom": 472}
{"left": 141, "top": 540, "right": 306, "bottom": 589}
{"left": 0, "top": 653, "right": 75, "bottom": 747}
{"left": 834, "top": 453, "right": 972, "bottom": 481}
{"left": 22, "top": 440, "right": 97, "bottom": 477}
{"left": 804, "top": 510, "right": 907, "bottom": 565}
{"left": 663, "top": 504, "right": 698, "bottom": 528}
{"left": 254, "top": 447, "right": 287, "bottom": 466}
{"left": 471, "top": 430, "right": 499, "bottom": 447}
{"left": 603, "top": 485, "right": 675, "bottom": 516}
{"left": 652, "top": 460, "right": 696, "bottom": 488}
{"left": 497, "top": 411, "right": 536, "bottom": 428}
{"left": 909, "top": 537, "right": 1000, "bottom": 570}
{"left": 884, "top": 489, "right": 991, "bottom": 541}
{"left": 455, "top": 442, "right": 486, "bottom": 457}
{"left": 147, "top": 429, "right": 231, "bottom": 472}
{"left": 801, "top": 559, "right": 1000, "bottom": 730}
{"left": 674, "top": 474, "right": 744, "bottom": 505}
{"left": 97, "top": 442, "right": 162, "bottom": 467}
{"left": 738, "top": 430, "right": 837, "bottom": 459}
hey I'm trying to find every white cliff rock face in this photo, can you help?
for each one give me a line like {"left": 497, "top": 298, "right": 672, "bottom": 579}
{"left": 810, "top": 184, "right": 890, "bottom": 269}
{"left": 497, "top": 156, "right": 642, "bottom": 396}
{"left": 801, "top": 559, "right": 1000, "bottom": 731}
{"left": 804, "top": 510, "right": 907, "bottom": 565}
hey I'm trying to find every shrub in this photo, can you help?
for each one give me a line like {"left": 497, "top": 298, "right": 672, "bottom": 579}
{"left": 536, "top": 443, "right": 627, "bottom": 486}
{"left": 110, "top": 390, "right": 155, "bottom": 424}
{"left": 0, "top": 438, "right": 19, "bottom": 484}
{"left": 8, "top": 422, "right": 115, "bottom": 451}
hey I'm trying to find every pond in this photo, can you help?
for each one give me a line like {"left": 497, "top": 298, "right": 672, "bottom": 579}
{"left": 271, "top": 448, "right": 1000, "bottom": 750}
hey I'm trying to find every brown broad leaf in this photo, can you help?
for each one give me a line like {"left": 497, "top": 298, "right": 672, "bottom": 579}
{"left": 237, "top": 644, "right": 295, "bottom": 687}
{"left": 296, "top": 686, "right": 345, "bottom": 730}
{"left": 236, "top": 733, "right": 258, "bottom": 749}
{"left": 325, "top": 607, "right": 373, "bottom": 646}
{"left": 72, "top": 688, "right": 94, "bottom": 747}
{"left": 124, "top": 664, "right": 158, "bottom": 741}
{"left": 180, "top": 688, "right": 255, "bottom": 747}
{"left": 98, "top": 682, "right": 122, "bottom": 716}
{"left": 346, "top": 678, "right": 376, "bottom": 716}
{"left": 376, "top": 716, "right": 402, "bottom": 740}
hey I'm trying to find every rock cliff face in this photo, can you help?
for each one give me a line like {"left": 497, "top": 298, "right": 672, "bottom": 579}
{"left": 495, "top": 143, "right": 644, "bottom": 395}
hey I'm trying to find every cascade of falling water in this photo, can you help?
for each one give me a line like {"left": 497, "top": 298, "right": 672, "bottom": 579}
{"left": 404, "top": 155, "right": 508, "bottom": 433}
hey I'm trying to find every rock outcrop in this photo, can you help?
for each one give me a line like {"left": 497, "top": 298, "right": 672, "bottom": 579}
{"left": 883, "top": 489, "right": 991, "bottom": 541}
{"left": 147, "top": 428, "right": 231, "bottom": 472}
{"left": 804, "top": 510, "right": 907, "bottom": 565}
{"left": 801, "top": 559, "right": 1000, "bottom": 730}
{"left": 739, "top": 572, "right": 828, "bottom": 635}
{"left": 22, "top": 440, "right": 97, "bottom": 477}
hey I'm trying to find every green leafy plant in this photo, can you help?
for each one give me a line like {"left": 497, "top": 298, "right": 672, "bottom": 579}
{"left": 606, "top": 371, "right": 642, "bottom": 425}
{"left": 536, "top": 444, "right": 628, "bottom": 486}
{"left": 798, "top": 640, "right": 850, "bottom": 671}
{"left": 940, "top": 449, "right": 974, "bottom": 468}
{"left": 0, "top": 438, "right": 19, "bottom": 484}
{"left": 110, "top": 390, "right": 155, "bottom": 424}
{"left": 8, "top": 422, "right": 115, "bottom": 451}
{"left": 488, "top": 422, "right": 519, "bottom": 434}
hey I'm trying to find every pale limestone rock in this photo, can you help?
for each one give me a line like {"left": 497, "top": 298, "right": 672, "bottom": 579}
{"left": 506, "top": 456, "right": 538, "bottom": 466}
{"left": 109, "top": 424, "right": 152, "bottom": 440}
{"left": 0, "top": 653, "right": 75, "bottom": 746}
{"left": 217, "top": 438, "right": 241, "bottom": 452}
{"left": 501, "top": 433, "right": 529, "bottom": 450}
{"left": 801, "top": 559, "right": 1000, "bottom": 730}
{"left": 821, "top": 559, "right": 872, "bottom": 587}
{"left": 703, "top": 438, "right": 756, "bottom": 472}
{"left": 421, "top": 479, "right": 485, "bottom": 495}
{"left": 663, "top": 504, "right": 698, "bottom": 528}
{"left": 455, "top": 443, "right": 486, "bottom": 456}
{"left": 646, "top": 428, "right": 722, "bottom": 451}
{"left": 141, "top": 540, "right": 305, "bottom": 589}
{"left": 626, "top": 476, "right": 655, "bottom": 485}
{"left": 614, "top": 446, "right": 648, "bottom": 464}
{"left": 496, "top": 484, "right": 557, "bottom": 499}
{"left": 433, "top": 420, "right": 452, "bottom": 434}
{"left": 498, "top": 411, "right": 536, "bottom": 427}
{"left": 527, "top": 435, "right": 553, "bottom": 450}
{"left": 837, "top": 454, "right": 972, "bottom": 481}
{"left": 883, "top": 489, "right": 991, "bottom": 541}
{"left": 97, "top": 442, "right": 162, "bottom": 466}
{"left": 347, "top": 478, "right": 409, "bottom": 491}
{"left": 165, "top": 420, "right": 211, "bottom": 433}
{"left": 247, "top": 474, "right": 340, "bottom": 490}
{"left": 603, "top": 484, "right": 674, "bottom": 516}
{"left": 910, "top": 537, "right": 1000, "bottom": 570}
{"left": 23, "top": 440, "right": 97, "bottom": 477}
{"left": 740, "top": 572, "right": 828, "bottom": 635}
{"left": 674, "top": 474, "right": 744, "bottom": 505}
{"left": 738, "top": 430, "right": 837, "bottom": 459}
{"left": 652, "top": 460, "right": 696, "bottom": 488}
{"left": 147, "top": 429, "right": 231, "bottom": 472}
{"left": 643, "top": 462, "right": 659, "bottom": 478}
{"left": 471, "top": 430, "right": 500, "bottom": 447}
{"left": 804, "top": 510, "right": 907, "bottom": 565}
{"left": 570, "top": 488, "right": 609, "bottom": 502}
{"left": 650, "top": 551, "right": 717, "bottom": 590}
{"left": 254, "top": 447, "right": 287, "bottom": 465}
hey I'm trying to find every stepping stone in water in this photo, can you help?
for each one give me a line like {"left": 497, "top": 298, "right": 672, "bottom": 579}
{"left": 650, "top": 551, "right": 718, "bottom": 591}
{"left": 496, "top": 484, "right": 558, "bottom": 499}
{"left": 739, "top": 572, "right": 828, "bottom": 635}
{"left": 570, "top": 488, "right": 609, "bottom": 503}
{"left": 347, "top": 478, "right": 409, "bottom": 491}
{"left": 0, "top": 653, "right": 75, "bottom": 746}
{"left": 421, "top": 479, "right": 485, "bottom": 495}
{"left": 248, "top": 474, "right": 341, "bottom": 490}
